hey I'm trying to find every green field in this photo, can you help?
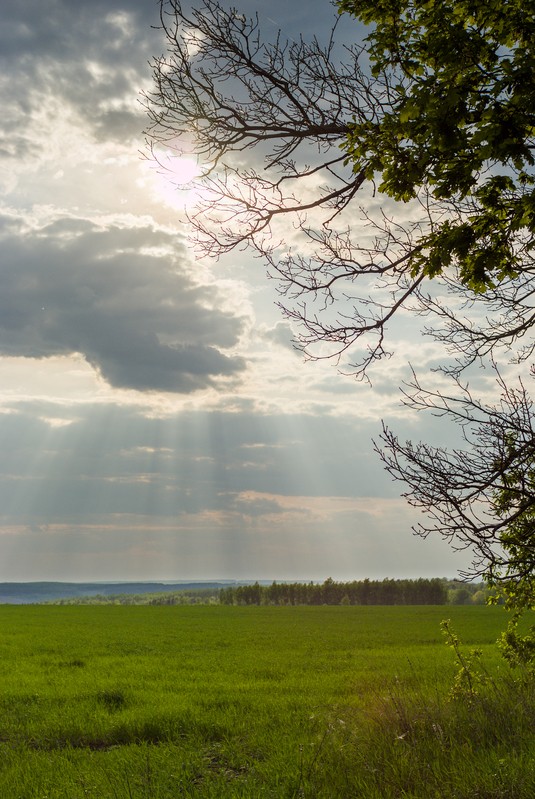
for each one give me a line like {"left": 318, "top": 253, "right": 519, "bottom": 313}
{"left": 0, "top": 605, "right": 533, "bottom": 798}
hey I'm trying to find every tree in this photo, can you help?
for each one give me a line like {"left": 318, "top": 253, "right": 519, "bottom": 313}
{"left": 145, "top": 1, "right": 535, "bottom": 632}
{"left": 146, "top": 0, "right": 535, "bottom": 375}
{"left": 378, "top": 368, "right": 535, "bottom": 661}
{"left": 338, "top": 0, "right": 535, "bottom": 648}
{"left": 339, "top": 0, "right": 535, "bottom": 377}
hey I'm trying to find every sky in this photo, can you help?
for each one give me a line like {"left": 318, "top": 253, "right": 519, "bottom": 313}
{"left": 0, "top": 0, "right": 476, "bottom": 582}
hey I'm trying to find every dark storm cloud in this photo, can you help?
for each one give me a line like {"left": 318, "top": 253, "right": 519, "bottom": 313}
{"left": 0, "top": 217, "right": 247, "bottom": 391}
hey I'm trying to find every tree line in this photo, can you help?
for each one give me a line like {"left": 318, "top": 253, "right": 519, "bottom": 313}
{"left": 49, "top": 578, "right": 491, "bottom": 606}
{"left": 219, "top": 578, "right": 449, "bottom": 606}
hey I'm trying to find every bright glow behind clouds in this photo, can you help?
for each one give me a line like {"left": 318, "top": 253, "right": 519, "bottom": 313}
{"left": 0, "top": 0, "right": 473, "bottom": 582}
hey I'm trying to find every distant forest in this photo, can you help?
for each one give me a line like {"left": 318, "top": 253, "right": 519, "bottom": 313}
{"left": 48, "top": 578, "right": 490, "bottom": 607}
{"left": 220, "top": 578, "right": 449, "bottom": 606}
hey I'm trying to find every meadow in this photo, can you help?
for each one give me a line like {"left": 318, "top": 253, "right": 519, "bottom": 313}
{"left": 0, "top": 605, "right": 533, "bottom": 798}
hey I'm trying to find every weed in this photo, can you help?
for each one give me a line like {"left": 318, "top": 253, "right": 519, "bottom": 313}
{"left": 441, "top": 618, "right": 491, "bottom": 703}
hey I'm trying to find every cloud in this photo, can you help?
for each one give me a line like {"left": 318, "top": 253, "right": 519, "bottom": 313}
{"left": 259, "top": 321, "right": 298, "bottom": 352}
{"left": 0, "top": 1, "right": 160, "bottom": 152}
{"left": 0, "top": 215, "right": 248, "bottom": 392}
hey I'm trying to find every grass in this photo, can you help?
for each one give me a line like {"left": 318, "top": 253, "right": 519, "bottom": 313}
{"left": 0, "top": 605, "right": 532, "bottom": 797}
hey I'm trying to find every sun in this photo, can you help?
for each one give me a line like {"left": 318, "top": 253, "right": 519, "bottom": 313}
{"left": 143, "top": 153, "right": 204, "bottom": 210}
{"left": 168, "top": 156, "right": 200, "bottom": 186}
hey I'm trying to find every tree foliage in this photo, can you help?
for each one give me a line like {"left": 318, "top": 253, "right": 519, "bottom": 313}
{"left": 340, "top": 0, "right": 535, "bottom": 291}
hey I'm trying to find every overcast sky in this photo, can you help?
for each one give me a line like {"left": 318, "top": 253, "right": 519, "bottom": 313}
{"left": 0, "top": 0, "right": 475, "bottom": 582}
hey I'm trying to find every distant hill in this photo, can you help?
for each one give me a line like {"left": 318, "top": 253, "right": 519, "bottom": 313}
{"left": 0, "top": 581, "right": 238, "bottom": 604}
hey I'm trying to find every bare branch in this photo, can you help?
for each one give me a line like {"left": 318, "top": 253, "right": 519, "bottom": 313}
{"left": 378, "top": 367, "right": 535, "bottom": 582}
